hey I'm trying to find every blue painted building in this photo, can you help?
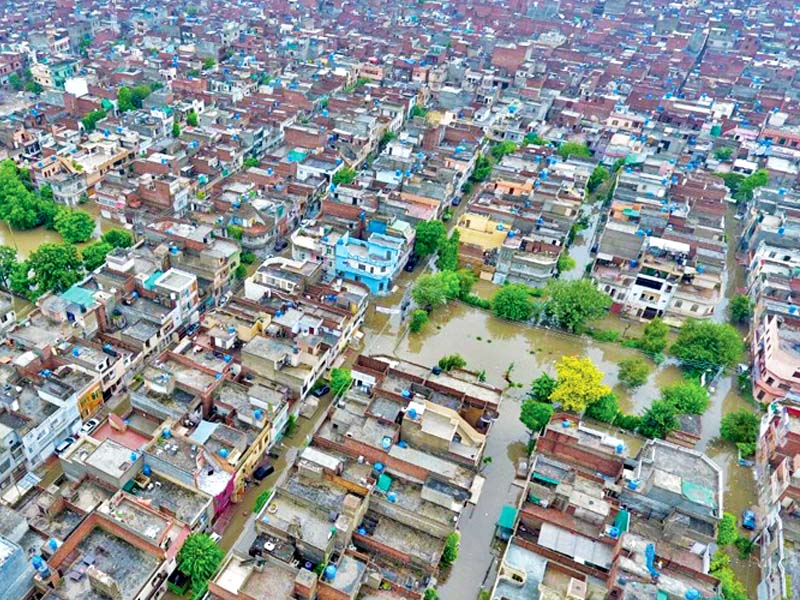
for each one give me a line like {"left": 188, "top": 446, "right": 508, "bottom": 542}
{"left": 329, "top": 224, "right": 413, "bottom": 295}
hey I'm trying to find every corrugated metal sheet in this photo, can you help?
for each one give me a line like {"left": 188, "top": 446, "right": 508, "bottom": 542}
{"left": 537, "top": 522, "right": 613, "bottom": 569}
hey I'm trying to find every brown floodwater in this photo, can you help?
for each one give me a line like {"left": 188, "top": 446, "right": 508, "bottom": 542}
{"left": 1, "top": 202, "right": 113, "bottom": 318}
{"left": 359, "top": 203, "right": 761, "bottom": 598}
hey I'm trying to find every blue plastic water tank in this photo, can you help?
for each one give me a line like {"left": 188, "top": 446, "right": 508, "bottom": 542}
{"left": 324, "top": 565, "right": 337, "bottom": 580}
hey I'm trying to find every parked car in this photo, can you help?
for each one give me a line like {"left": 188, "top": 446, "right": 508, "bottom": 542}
{"left": 186, "top": 323, "right": 200, "bottom": 336}
{"left": 253, "top": 464, "right": 275, "bottom": 481}
{"left": 311, "top": 383, "right": 331, "bottom": 398}
{"left": 742, "top": 510, "right": 757, "bottom": 530}
{"left": 404, "top": 255, "right": 419, "bottom": 272}
{"left": 80, "top": 418, "right": 100, "bottom": 436}
{"left": 208, "top": 532, "right": 222, "bottom": 544}
{"left": 54, "top": 436, "right": 76, "bottom": 456}
{"left": 274, "top": 238, "right": 289, "bottom": 252}
{"left": 452, "top": 196, "right": 461, "bottom": 206}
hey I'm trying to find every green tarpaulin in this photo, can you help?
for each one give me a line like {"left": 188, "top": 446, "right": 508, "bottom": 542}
{"left": 377, "top": 473, "right": 392, "bottom": 493}
{"left": 497, "top": 505, "right": 517, "bottom": 530}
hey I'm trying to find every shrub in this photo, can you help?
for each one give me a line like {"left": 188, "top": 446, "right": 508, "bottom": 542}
{"left": 253, "top": 489, "right": 272, "bottom": 514}
{"left": 462, "top": 294, "right": 491, "bottom": 310}
{"left": 660, "top": 381, "right": 710, "bottom": 415}
{"left": 586, "top": 328, "right": 621, "bottom": 343}
{"left": 720, "top": 410, "right": 759, "bottom": 445}
{"left": 584, "top": 393, "right": 619, "bottom": 423}
{"left": 638, "top": 400, "right": 678, "bottom": 439}
{"left": 617, "top": 358, "right": 650, "bottom": 388}
{"left": 440, "top": 532, "right": 459, "bottom": 567}
{"left": 614, "top": 413, "right": 641, "bottom": 431}
{"left": 717, "top": 512, "right": 738, "bottom": 546}
{"left": 438, "top": 354, "right": 466, "bottom": 371}
{"left": 409, "top": 309, "right": 429, "bottom": 333}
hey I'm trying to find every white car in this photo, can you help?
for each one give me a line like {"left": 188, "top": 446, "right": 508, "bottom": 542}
{"left": 80, "top": 418, "right": 101, "bottom": 436}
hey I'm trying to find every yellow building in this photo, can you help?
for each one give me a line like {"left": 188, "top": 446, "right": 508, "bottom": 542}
{"left": 456, "top": 212, "right": 510, "bottom": 251}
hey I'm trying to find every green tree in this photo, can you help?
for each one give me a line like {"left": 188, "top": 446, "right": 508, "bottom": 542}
{"left": 186, "top": 111, "right": 199, "bottom": 127}
{"left": 0, "top": 159, "right": 56, "bottom": 230}
{"left": 546, "top": 279, "right": 611, "bottom": 333}
{"left": 436, "top": 271, "right": 462, "bottom": 301}
{"left": 586, "top": 165, "right": 610, "bottom": 193}
{"left": 330, "top": 367, "right": 352, "bottom": 396}
{"left": 520, "top": 400, "right": 554, "bottom": 433}
{"left": 234, "top": 264, "right": 247, "bottom": 279}
{"left": 670, "top": 320, "right": 744, "bottom": 373}
{"left": 332, "top": 167, "right": 356, "bottom": 185}
{"left": 436, "top": 230, "right": 460, "bottom": 271}
{"left": 130, "top": 84, "right": 152, "bottom": 108}
{"left": 470, "top": 154, "right": 493, "bottom": 182}
{"left": 529, "top": 373, "right": 556, "bottom": 403}
{"left": 8, "top": 73, "right": 22, "bottom": 91}
{"left": 81, "top": 109, "right": 106, "bottom": 132}
{"left": 490, "top": 141, "right": 517, "bottom": 161}
{"left": 440, "top": 532, "right": 459, "bottom": 567}
{"left": 101, "top": 228, "right": 134, "bottom": 248}
{"left": 240, "top": 251, "right": 256, "bottom": 265}
{"left": 638, "top": 400, "right": 678, "bottom": 439}
{"left": 414, "top": 220, "right": 447, "bottom": 257}
{"left": 0, "top": 245, "right": 17, "bottom": 289}
{"left": 661, "top": 381, "right": 710, "bottom": 415}
{"left": 550, "top": 355, "right": 611, "bottom": 412}
{"left": 226, "top": 225, "right": 243, "bottom": 240}
{"left": 253, "top": 489, "right": 272, "bottom": 514}
{"left": 409, "top": 104, "right": 428, "bottom": 118}
{"left": 714, "top": 147, "right": 733, "bottom": 161}
{"left": 438, "top": 354, "right": 466, "bottom": 371}
{"left": 24, "top": 243, "right": 84, "bottom": 299}
{"left": 9, "top": 261, "right": 31, "bottom": 297}
{"left": 177, "top": 533, "right": 224, "bottom": 595}
{"left": 409, "top": 309, "right": 429, "bottom": 333}
{"left": 81, "top": 241, "right": 112, "bottom": 271}
{"left": 54, "top": 209, "right": 95, "bottom": 243}
{"left": 117, "top": 86, "right": 134, "bottom": 112}
{"left": 556, "top": 253, "right": 576, "bottom": 274}
{"left": 412, "top": 274, "right": 449, "bottom": 310}
{"left": 617, "top": 357, "right": 650, "bottom": 388}
{"left": 729, "top": 294, "right": 753, "bottom": 324}
{"left": 454, "top": 268, "right": 476, "bottom": 299}
{"left": 585, "top": 393, "right": 619, "bottom": 423}
{"left": 423, "top": 588, "right": 440, "bottom": 600}
{"left": 720, "top": 410, "right": 759, "bottom": 444}
{"left": 717, "top": 512, "right": 738, "bottom": 546}
{"left": 380, "top": 130, "right": 397, "bottom": 146}
{"left": 243, "top": 157, "right": 260, "bottom": 168}
{"left": 24, "top": 80, "right": 43, "bottom": 95}
{"left": 523, "top": 132, "right": 547, "bottom": 145}
{"left": 172, "top": 121, "right": 181, "bottom": 138}
{"left": 492, "top": 284, "right": 534, "bottom": 321}
{"left": 202, "top": 57, "right": 216, "bottom": 70}
{"left": 78, "top": 35, "right": 93, "bottom": 57}
{"left": 637, "top": 317, "right": 670, "bottom": 355}
{"left": 557, "top": 142, "right": 592, "bottom": 160}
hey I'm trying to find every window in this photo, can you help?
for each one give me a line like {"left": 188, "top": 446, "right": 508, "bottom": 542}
{"left": 690, "top": 304, "right": 698, "bottom": 312}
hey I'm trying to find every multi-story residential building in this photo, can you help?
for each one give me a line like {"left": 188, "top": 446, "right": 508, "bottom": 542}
{"left": 323, "top": 224, "right": 413, "bottom": 295}
{"left": 146, "top": 220, "right": 241, "bottom": 304}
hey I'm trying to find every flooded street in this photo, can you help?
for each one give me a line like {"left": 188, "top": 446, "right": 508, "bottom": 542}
{"left": 1, "top": 202, "right": 115, "bottom": 318}
{"left": 564, "top": 202, "right": 601, "bottom": 280}
{"left": 356, "top": 200, "right": 761, "bottom": 599}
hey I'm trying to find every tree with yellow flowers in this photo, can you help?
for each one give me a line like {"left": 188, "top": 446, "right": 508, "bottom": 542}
{"left": 549, "top": 355, "right": 611, "bottom": 413}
